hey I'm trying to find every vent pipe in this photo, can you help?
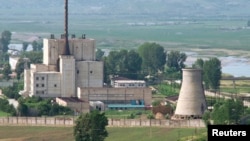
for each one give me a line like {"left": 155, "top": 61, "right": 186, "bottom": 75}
{"left": 63, "top": 0, "right": 70, "bottom": 55}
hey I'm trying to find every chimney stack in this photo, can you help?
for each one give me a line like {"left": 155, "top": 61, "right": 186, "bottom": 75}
{"left": 62, "top": 0, "right": 70, "bottom": 55}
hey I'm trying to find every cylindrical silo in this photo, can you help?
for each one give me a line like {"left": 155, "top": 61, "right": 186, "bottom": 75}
{"left": 172, "top": 68, "right": 207, "bottom": 120}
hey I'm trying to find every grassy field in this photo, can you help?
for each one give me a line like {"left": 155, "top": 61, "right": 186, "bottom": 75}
{"left": 220, "top": 80, "right": 250, "bottom": 94}
{"left": 0, "top": 126, "right": 207, "bottom": 141}
{"left": 0, "top": 111, "right": 9, "bottom": 117}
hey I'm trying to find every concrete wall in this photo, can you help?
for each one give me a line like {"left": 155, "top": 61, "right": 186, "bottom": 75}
{"left": 0, "top": 117, "right": 205, "bottom": 128}
{"left": 30, "top": 64, "right": 49, "bottom": 72}
{"left": 24, "top": 69, "right": 31, "bottom": 93}
{"left": 46, "top": 73, "right": 61, "bottom": 97}
{"left": 72, "top": 39, "right": 95, "bottom": 61}
{"left": 43, "top": 38, "right": 96, "bottom": 66}
{"left": 60, "top": 55, "right": 75, "bottom": 97}
{"left": 56, "top": 98, "right": 89, "bottom": 113}
{"left": 76, "top": 61, "right": 103, "bottom": 88}
{"left": 78, "top": 87, "right": 152, "bottom": 106}
{"left": 29, "top": 72, "right": 61, "bottom": 97}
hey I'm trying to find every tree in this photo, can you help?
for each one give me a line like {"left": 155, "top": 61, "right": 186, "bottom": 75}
{"left": 210, "top": 99, "right": 244, "bottom": 124}
{"left": 192, "top": 58, "right": 204, "bottom": 69}
{"left": 15, "top": 57, "right": 30, "bottom": 80}
{"left": 32, "top": 40, "right": 43, "bottom": 51}
{"left": 74, "top": 110, "right": 108, "bottom": 141}
{"left": 103, "top": 49, "right": 142, "bottom": 83}
{"left": 15, "top": 58, "right": 26, "bottom": 80}
{"left": 0, "top": 52, "right": 9, "bottom": 63}
{"left": 22, "top": 42, "right": 29, "bottom": 52}
{"left": 2, "top": 63, "right": 11, "bottom": 80}
{"left": 138, "top": 42, "right": 166, "bottom": 75}
{"left": 0, "top": 30, "right": 12, "bottom": 53}
{"left": 203, "top": 57, "right": 222, "bottom": 91}
{"left": 126, "top": 50, "right": 142, "bottom": 79}
{"left": 96, "top": 48, "right": 104, "bottom": 61}
{"left": 20, "top": 51, "right": 42, "bottom": 64}
{"left": 0, "top": 98, "right": 16, "bottom": 116}
{"left": 166, "top": 51, "right": 187, "bottom": 73}
{"left": 2, "top": 82, "right": 22, "bottom": 99}
{"left": 17, "top": 102, "right": 29, "bottom": 116}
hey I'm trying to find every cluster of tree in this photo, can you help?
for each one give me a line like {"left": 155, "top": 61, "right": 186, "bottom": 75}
{"left": 0, "top": 30, "right": 11, "bottom": 66}
{"left": 99, "top": 42, "right": 187, "bottom": 85}
{"left": 22, "top": 40, "right": 43, "bottom": 52}
{"left": 0, "top": 30, "right": 11, "bottom": 54}
{"left": 192, "top": 57, "right": 222, "bottom": 91}
{"left": 17, "top": 97, "right": 73, "bottom": 116}
{"left": 0, "top": 98, "right": 16, "bottom": 116}
{"left": 1, "top": 81, "right": 23, "bottom": 99}
{"left": 0, "top": 30, "right": 43, "bottom": 80}
{"left": 15, "top": 51, "right": 43, "bottom": 80}
{"left": 1, "top": 63, "right": 12, "bottom": 80}
{"left": 138, "top": 42, "right": 166, "bottom": 75}
{"left": 74, "top": 110, "right": 108, "bottom": 141}
{"left": 203, "top": 98, "right": 245, "bottom": 125}
{"left": 103, "top": 49, "right": 143, "bottom": 83}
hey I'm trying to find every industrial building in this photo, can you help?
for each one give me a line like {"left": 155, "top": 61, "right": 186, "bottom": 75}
{"left": 19, "top": 0, "right": 152, "bottom": 113}
{"left": 20, "top": 35, "right": 103, "bottom": 98}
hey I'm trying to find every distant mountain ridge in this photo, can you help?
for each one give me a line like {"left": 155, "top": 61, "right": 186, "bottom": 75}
{"left": 0, "top": 0, "right": 250, "bottom": 18}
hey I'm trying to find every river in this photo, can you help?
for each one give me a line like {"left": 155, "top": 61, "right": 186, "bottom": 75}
{"left": 9, "top": 44, "right": 250, "bottom": 77}
{"left": 185, "top": 52, "right": 250, "bottom": 77}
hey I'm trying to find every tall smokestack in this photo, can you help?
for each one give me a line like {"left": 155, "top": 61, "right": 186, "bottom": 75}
{"left": 63, "top": 0, "right": 70, "bottom": 55}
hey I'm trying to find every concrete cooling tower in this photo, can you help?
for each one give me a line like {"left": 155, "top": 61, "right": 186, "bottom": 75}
{"left": 172, "top": 69, "right": 207, "bottom": 120}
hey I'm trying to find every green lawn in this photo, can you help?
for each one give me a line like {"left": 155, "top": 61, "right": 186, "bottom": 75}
{"left": 0, "top": 126, "right": 207, "bottom": 141}
{"left": 0, "top": 111, "right": 9, "bottom": 117}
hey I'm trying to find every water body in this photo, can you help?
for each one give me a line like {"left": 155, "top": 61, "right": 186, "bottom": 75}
{"left": 8, "top": 44, "right": 250, "bottom": 77}
{"left": 220, "top": 56, "right": 250, "bottom": 77}
{"left": 185, "top": 52, "right": 250, "bottom": 77}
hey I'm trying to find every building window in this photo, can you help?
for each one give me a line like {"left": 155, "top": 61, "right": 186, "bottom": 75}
{"left": 90, "top": 70, "right": 93, "bottom": 74}
{"left": 36, "top": 84, "right": 39, "bottom": 87}
{"left": 42, "top": 77, "right": 44, "bottom": 80}
{"left": 54, "top": 84, "right": 57, "bottom": 87}
{"left": 77, "top": 70, "right": 79, "bottom": 74}
{"left": 36, "top": 77, "right": 39, "bottom": 80}
{"left": 41, "top": 84, "right": 44, "bottom": 87}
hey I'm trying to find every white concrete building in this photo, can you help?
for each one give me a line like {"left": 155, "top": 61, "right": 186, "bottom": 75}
{"left": 20, "top": 35, "right": 103, "bottom": 97}
{"left": 113, "top": 80, "right": 146, "bottom": 88}
{"left": 110, "top": 76, "right": 146, "bottom": 88}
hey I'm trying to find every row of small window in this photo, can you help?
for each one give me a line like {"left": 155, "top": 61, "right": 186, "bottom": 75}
{"left": 118, "top": 83, "right": 145, "bottom": 87}
{"left": 36, "top": 76, "right": 45, "bottom": 80}
{"left": 36, "top": 84, "right": 57, "bottom": 87}
{"left": 90, "top": 94, "right": 134, "bottom": 97}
